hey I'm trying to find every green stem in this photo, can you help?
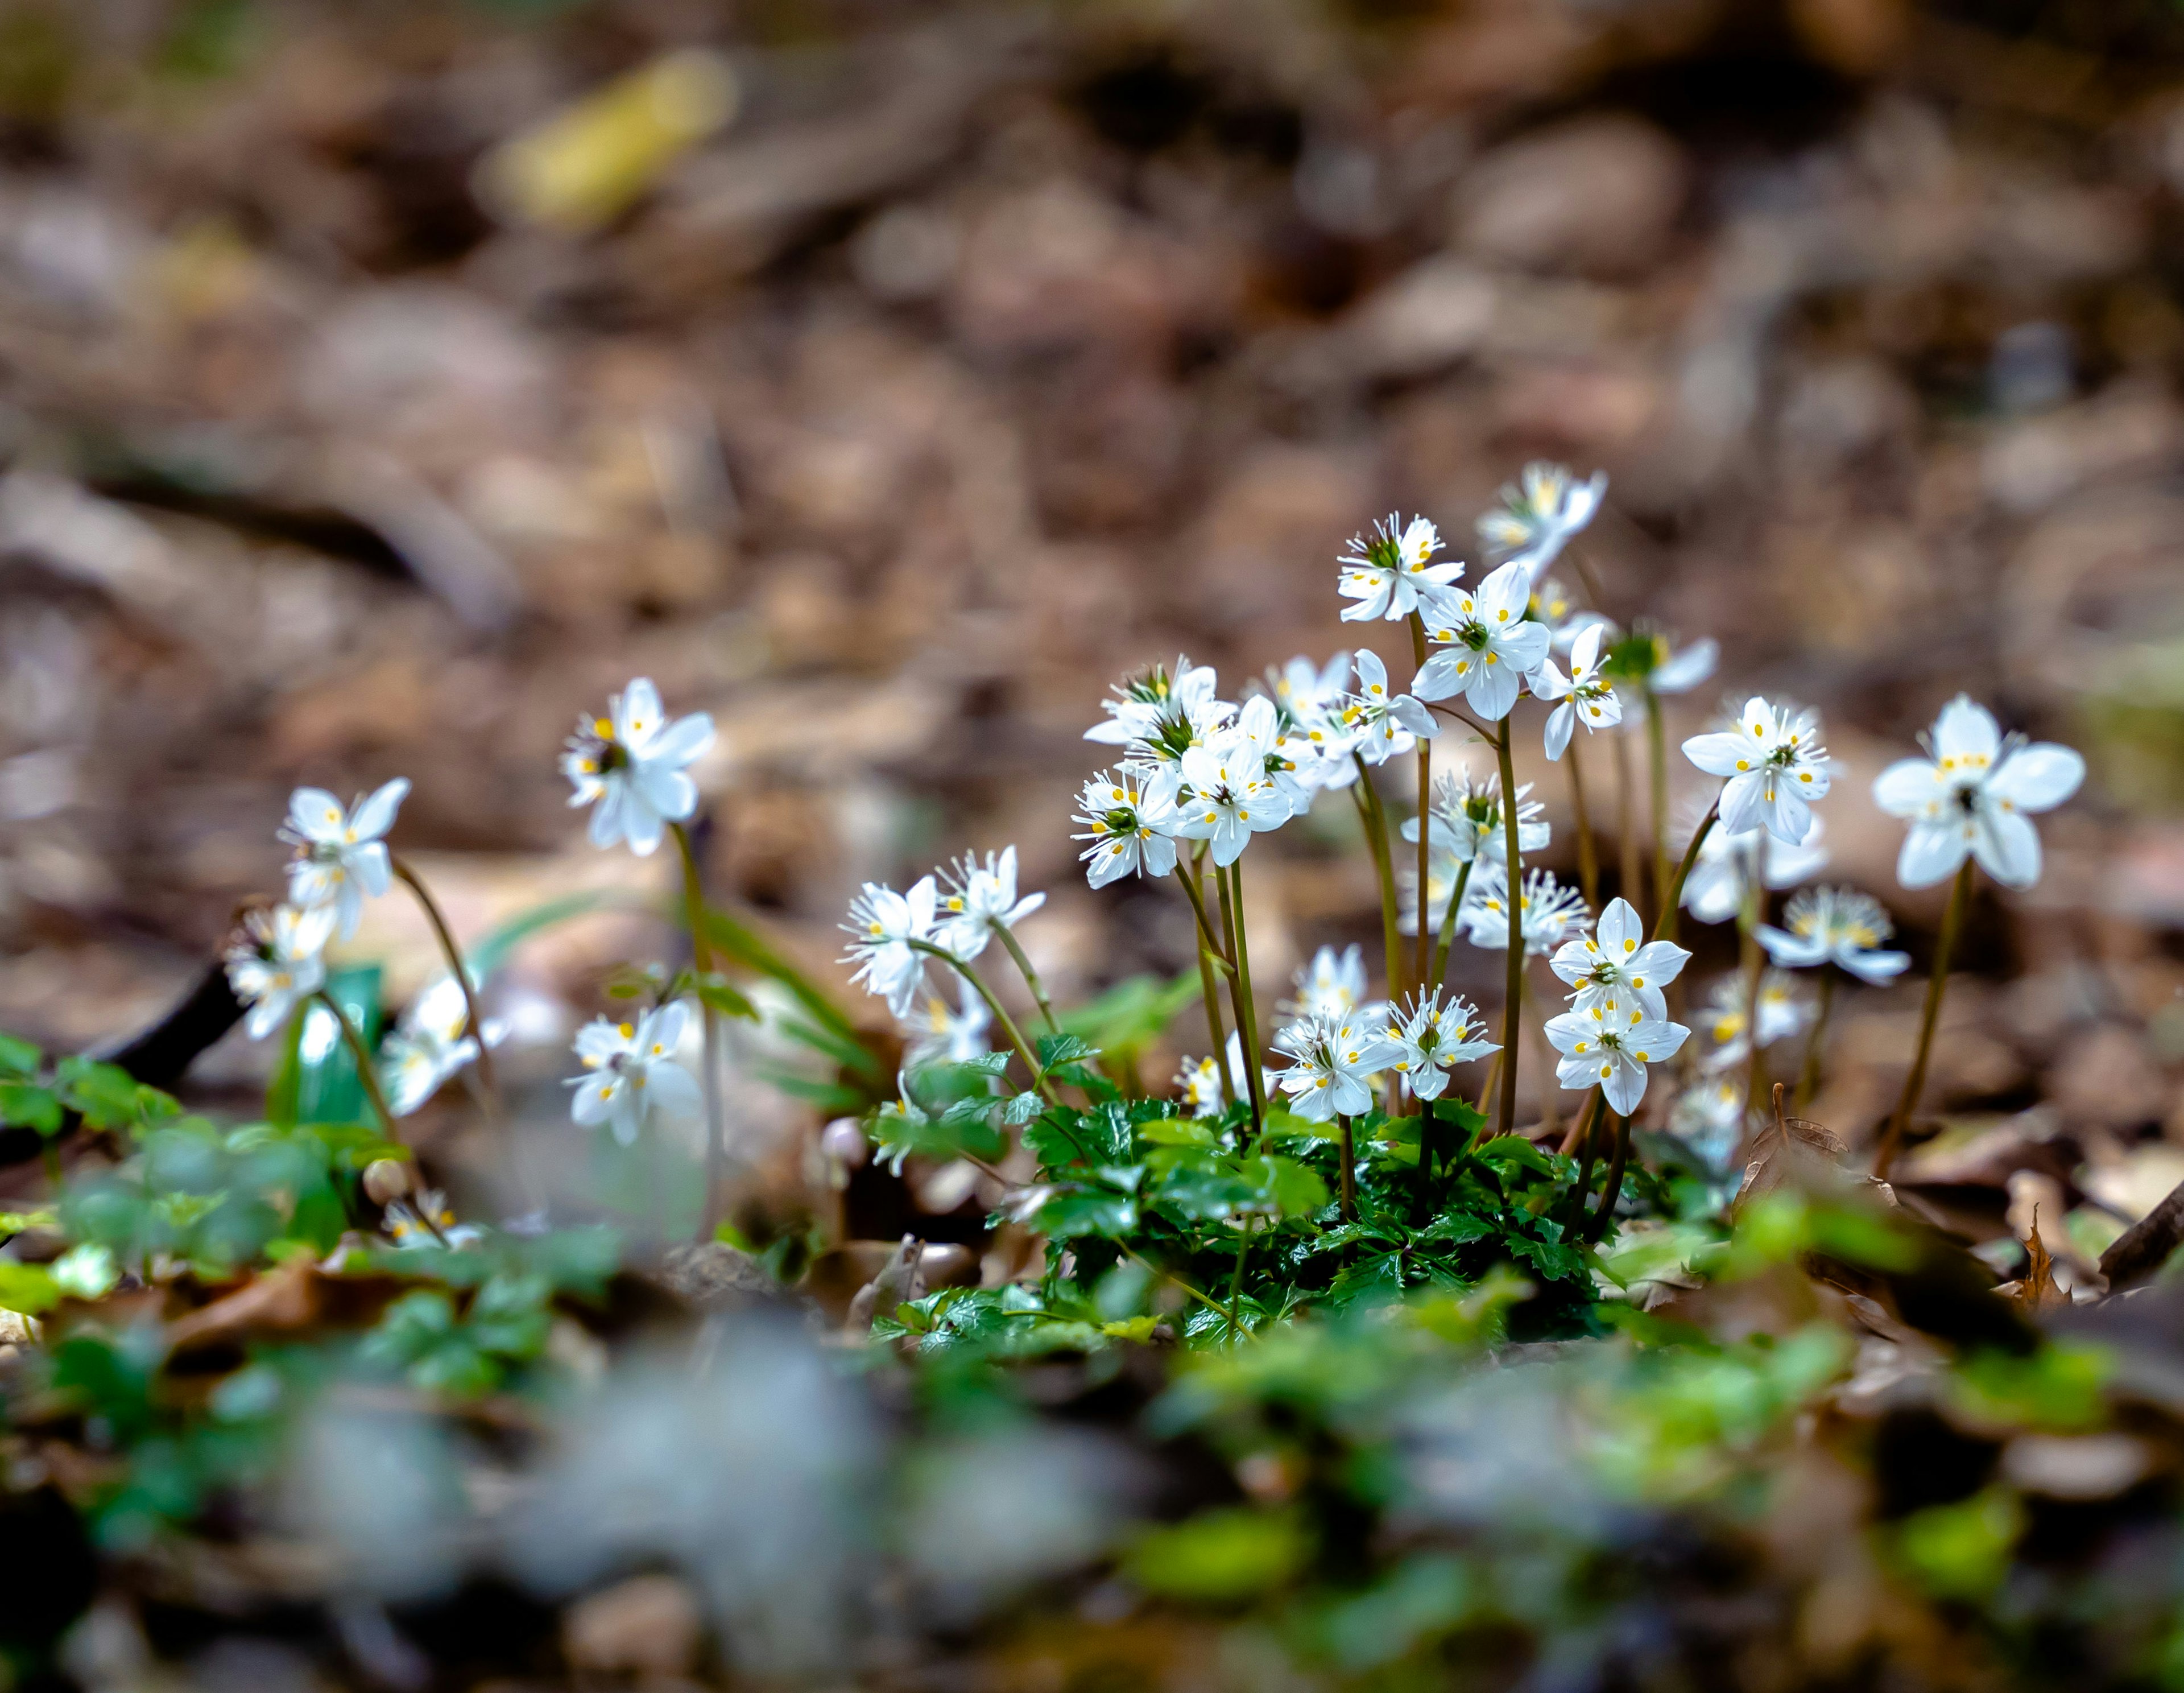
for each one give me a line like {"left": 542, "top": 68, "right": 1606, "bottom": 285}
{"left": 1566, "top": 730, "right": 1599, "bottom": 909}
{"left": 390, "top": 856, "right": 499, "bottom": 1109}
{"left": 314, "top": 989, "right": 399, "bottom": 1138}
{"left": 1492, "top": 725, "right": 1524, "bottom": 1141}
{"left": 1173, "top": 861, "right": 1236, "bottom": 972}
{"left": 908, "top": 940, "right": 1059, "bottom": 1105}
{"left": 1875, "top": 859, "right": 1975, "bottom": 1180}
{"left": 1222, "top": 859, "right": 1268, "bottom": 1138}
{"left": 1184, "top": 865, "right": 1232, "bottom": 1107}
{"left": 1739, "top": 834, "right": 1769, "bottom": 1125}
{"left": 1410, "top": 614, "right": 1432, "bottom": 993}
{"left": 1431, "top": 859, "right": 1474, "bottom": 989}
{"left": 1227, "top": 1214, "right": 1255, "bottom": 1340}
{"left": 1793, "top": 968, "right": 1836, "bottom": 1117}
{"left": 1586, "top": 1108, "right": 1630, "bottom": 1245}
{"left": 1651, "top": 801, "right": 1718, "bottom": 948}
{"left": 1337, "top": 1115, "right": 1355, "bottom": 1221}
{"left": 1645, "top": 686, "right": 1670, "bottom": 927}
{"left": 669, "top": 823, "right": 728, "bottom": 1231}
{"left": 992, "top": 920, "right": 1060, "bottom": 1035}
{"left": 1564, "top": 1089, "right": 1603, "bottom": 1229}
{"left": 1352, "top": 754, "right": 1403, "bottom": 998}
{"left": 1118, "top": 1242, "right": 1227, "bottom": 1318}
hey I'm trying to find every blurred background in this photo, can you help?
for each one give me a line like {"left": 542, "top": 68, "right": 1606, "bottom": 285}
{"left": 1, "top": 0, "right": 2182, "bottom": 1249}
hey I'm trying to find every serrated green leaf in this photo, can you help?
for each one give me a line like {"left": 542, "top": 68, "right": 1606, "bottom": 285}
{"left": 1001, "top": 1091, "right": 1044, "bottom": 1125}
{"left": 1036, "top": 1032, "right": 1098, "bottom": 1068}
{"left": 1037, "top": 1188, "right": 1138, "bottom": 1239}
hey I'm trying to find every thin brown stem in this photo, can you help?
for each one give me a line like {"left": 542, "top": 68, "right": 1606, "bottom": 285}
{"left": 314, "top": 989, "right": 399, "bottom": 1138}
{"left": 1492, "top": 725, "right": 1524, "bottom": 1141}
{"left": 1558, "top": 1085, "right": 1603, "bottom": 1159}
{"left": 1337, "top": 1116, "right": 1355, "bottom": 1221}
{"left": 390, "top": 856, "right": 498, "bottom": 1108}
{"left": 1739, "top": 833, "right": 1769, "bottom": 1123}
{"left": 1566, "top": 732, "right": 1599, "bottom": 909}
{"left": 1874, "top": 859, "right": 1975, "bottom": 1180}
{"left": 1586, "top": 1108, "right": 1631, "bottom": 1245}
{"left": 669, "top": 823, "right": 729, "bottom": 1232}
{"left": 1410, "top": 614, "right": 1432, "bottom": 993}
{"left": 1651, "top": 801, "right": 1719, "bottom": 948}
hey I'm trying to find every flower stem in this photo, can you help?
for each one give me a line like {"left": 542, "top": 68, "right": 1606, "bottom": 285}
{"left": 1614, "top": 720, "right": 1644, "bottom": 926}
{"left": 1351, "top": 754, "right": 1403, "bottom": 998}
{"left": 1585, "top": 1107, "right": 1630, "bottom": 1244}
{"left": 1221, "top": 859, "right": 1268, "bottom": 1138}
{"left": 1173, "top": 861, "right": 1236, "bottom": 972}
{"left": 1793, "top": 968, "right": 1836, "bottom": 1117}
{"left": 1564, "top": 1087, "right": 1603, "bottom": 1228}
{"left": 1337, "top": 1114, "right": 1355, "bottom": 1221}
{"left": 1181, "top": 860, "right": 1231, "bottom": 1102}
{"left": 991, "top": 920, "right": 1060, "bottom": 1035}
{"left": 1410, "top": 614, "right": 1433, "bottom": 992}
{"left": 315, "top": 989, "right": 399, "bottom": 1138}
{"left": 669, "top": 823, "right": 729, "bottom": 1232}
{"left": 1492, "top": 724, "right": 1524, "bottom": 1141}
{"left": 1431, "top": 859, "right": 1473, "bottom": 989}
{"left": 1650, "top": 801, "right": 1718, "bottom": 948}
{"left": 909, "top": 940, "right": 1058, "bottom": 1105}
{"left": 1645, "top": 686, "right": 1670, "bottom": 924}
{"left": 1526, "top": 968, "right": 1560, "bottom": 1141}
{"left": 1566, "top": 731, "right": 1599, "bottom": 909}
{"left": 1227, "top": 1213, "right": 1255, "bottom": 1340}
{"left": 390, "top": 856, "right": 498, "bottom": 1110}
{"left": 1739, "top": 833, "right": 1769, "bottom": 1126}
{"left": 1875, "top": 859, "right": 1975, "bottom": 1180}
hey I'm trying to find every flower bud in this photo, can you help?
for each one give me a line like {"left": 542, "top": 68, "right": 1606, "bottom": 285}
{"left": 362, "top": 1158, "right": 412, "bottom": 1206}
{"left": 820, "top": 1117, "right": 868, "bottom": 1170}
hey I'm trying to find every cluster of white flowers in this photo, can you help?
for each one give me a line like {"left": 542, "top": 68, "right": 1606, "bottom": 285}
{"left": 1540, "top": 898, "right": 1691, "bottom": 1117}
{"left": 840, "top": 843, "right": 1044, "bottom": 1042}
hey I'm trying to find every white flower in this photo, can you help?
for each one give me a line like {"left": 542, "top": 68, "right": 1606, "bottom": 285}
{"left": 1757, "top": 886, "right": 1909, "bottom": 984}
{"left": 1281, "top": 944, "right": 1370, "bottom": 1020}
{"left": 1531, "top": 623, "right": 1624, "bottom": 760}
{"left": 1264, "top": 652, "right": 1358, "bottom": 787}
{"left": 1549, "top": 897, "right": 1690, "bottom": 1022}
{"left": 1401, "top": 769, "right": 1552, "bottom": 866}
{"left": 905, "top": 977, "right": 991, "bottom": 1066}
{"left": 1669, "top": 1076, "right": 1748, "bottom": 1169}
{"left": 1476, "top": 463, "right": 1606, "bottom": 581}
{"left": 1073, "top": 767, "right": 1183, "bottom": 889}
{"left": 561, "top": 678, "right": 715, "bottom": 857}
{"left": 1412, "top": 561, "right": 1554, "bottom": 722}
{"left": 1871, "top": 695, "right": 2085, "bottom": 890}
{"left": 1681, "top": 696, "right": 1831, "bottom": 845}
{"left": 1176, "top": 1031, "right": 1271, "bottom": 1117}
{"left": 1698, "top": 972, "right": 1810, "bottom": 1070}
{"left": 1084, "top": 658, "right": 1233, "bottom": 767}
{"left": 1335, "top": 650, "right": 1441, "bottom": 766}
{"left": 384, "top": 1189, "right": 483, "bottom": 1250}
{"left": 1337, "top": 514, "right": 1463, "bottom": 623}
{"left": 1544, "top": 1004, "right": 1689, "bottom": 1117}
{"left": 1680, "top": 814, "right": 1829, "bottom": 926}
{"left": 225, "top": 903, "right": 336, "bottom": 1040}
{"left": 280, "top": 779, "right": 409, "bottom": 940}
{"left": 1380, "top": 988, "right": 1497, "bottom": 1101}
{"left": 1461, "top": 865, "right": 1591, "bottom": 956}
{"left": 379, "top": 973, "right": 504, "bottom": 1117}
{"left": 51, "top": 1242, "right": 118, "bottom": 1299}
{"left": 1648, "top": 635, "right": 1719, "bottom": 695}
{"left": 1271, "top": 1009, "right": 1392, "bottom": 1122}
{"left": 1172, "top": 708, "right": 1295, "bottom": 867}
{"left": 842, "top": 876, "right": 941, "bottom": 1019}
{"left": 937, "top": 845, "right": 1045, "bottom": 960}
{"left": 568, "top": 1002, "right": 703, "bottom": 1146}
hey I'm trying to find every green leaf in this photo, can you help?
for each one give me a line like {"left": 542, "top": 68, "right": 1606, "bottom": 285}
{"left": 694, "top": 974, "right": 758, "bottom": 1021}
{"left": 1475, "top": 1134, "right": 1556, "bottom": 1179}
{"left": 1508, "top": 1229, "right": 1587, "bottom": 1284}
{"left": 1023, "top": 1111, "right": 1102, "bottom": 1172}
{"left": 1000, "top": 1092, "right": 1044, "bottom": 1126}
{"left": 0, "top": 1080, "right": 61, "bottom": 1135}
{"left": 1036, "top": 1188, "right": 1138, "bottom": 1239}
{"left": 293, "top": 965, "right": 383, "bottom": 1127}
{"left": 695, "top": 904, "right": 863, "bottom": 1049}
{"left": 1059, "top": 971, "right": 1201, "bottom": 1061}
{"left": 1126, "top": 1507, "right": 1310, "bottom": 1604}
{"left": 0, "top": 1032, "right": 40, "bottom": 1079}
{"left": 57, "top": 1058, "right": 173, "bottom": 1131}
{"left": 1036, "top": 1032, "right": 1099, "bottom": 1069}
{"left": 0, "top": 1261, "right": 58, "bottom": 1315}
{"left": 1137, "top": 1118, "right": 1218, "bottom": 1147}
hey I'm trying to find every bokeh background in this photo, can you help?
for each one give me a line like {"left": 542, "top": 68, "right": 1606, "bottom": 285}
{"left": 2, "top": 0, "right": 2183, "bottom": 1253}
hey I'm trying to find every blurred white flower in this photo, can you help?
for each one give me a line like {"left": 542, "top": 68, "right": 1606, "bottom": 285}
{"left": 562, "top": 678, "right": 715, "bottom": 857}
{"left": 1281, "top": 943, "right": 1370, "bottom": 1020}
{"left": 51, "top": 1241, "right": 117, "bottom": 1299}
{"left": 1648, "top": 635, "right": 1719, "bottom": 695}
{"left": 1681, "top": 696, "right": 1830, "bottom": 845}
{"left": 842, "top": 877, "right": 940, "bottom": 1019}
{"left": 1337, "top": 514, "right": 1462, "bottom": 623}
{"left": 1757, "top": 886, "right": 1910, "bottom": 984}
{"left": 1461, "top": 865, "right": 1591, "bottom": 956}
{"left": 1532, "top": 623, "right": 1623, "bottom": 761}
{"left": 1544, "top": 1005, "right": 1687, "bottom": 1117}
{"left": 1381, "top": 988, "right": 1496, "bottom": 1101}
{"left": 1403, "top": 769, "right": 1551, "bottom": 868}
{"left": 1669, "top": 1076, "right": 1747, "bottom": 1168}
{"left": 281, "top": 778, "right": 409, "bottom": 940}
{"left": 226, "top": 902, "right": 336, "bottom": 1040}
{"left": 1336, "top": 650, "right": 1440, "bottom": 766}
{"left": 1871, "top": 695, "right": 2084, "bottom": 890}
{"left": 1680, "top": 814, "right": 1829, "bottom": 926}
{"left": 905, "top": 976, "right": 991, "bottom": 1066}
{"left": 568, "top": 1001, "right": 702, "bottom": 1145}
{"left": 384, "top": 1188, "right": 483, "bottom": 1250}
{"left": 1072, "top": 766, "right": 1182, "bottom": 889}
{"left": 1173, "top": 1031, "right": 1269, "bottom": 1118}
{"left": 1272, "top": 1009, "right": 1392, "bottom": 1122}
{"left": 1264, "top": 651, "right": 1358, "bottom": 788}
{"left": 937, "top": 846, "right": 1044, "bottom": 960}
{"left": 1412, "top": 561, "right": 1553, "bottom": 722}
{"left": 1698, "top": 971, "right": 1810, "bottom": 1071}
{"left": 380, "top": 973, "right": 504, "bottom": 1117}
{"left": 1477, "top": 463, "right": 1606, "bottom": 582}
{"left": 1549, "top": 897, "right": 1690, "bottom": 1022}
